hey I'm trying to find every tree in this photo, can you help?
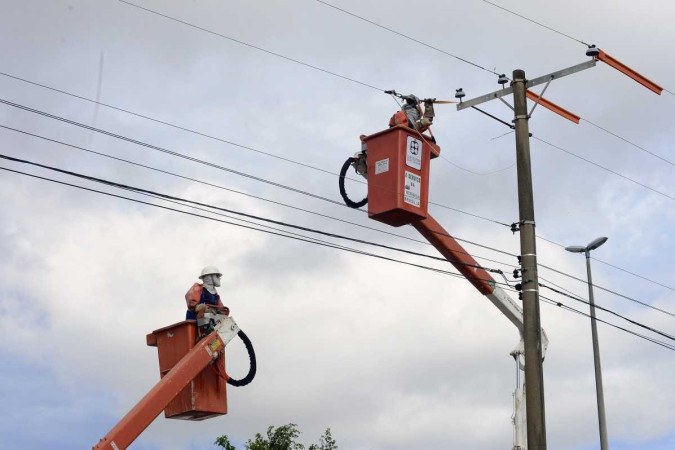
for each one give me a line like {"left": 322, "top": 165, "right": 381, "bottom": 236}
{"left": 215, "top": 423, "right": 337, "bottom": 450}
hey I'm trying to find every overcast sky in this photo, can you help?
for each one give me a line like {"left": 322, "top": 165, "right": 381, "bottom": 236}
{"left": 0, "top": 1, "right": 673, "bottom": 449}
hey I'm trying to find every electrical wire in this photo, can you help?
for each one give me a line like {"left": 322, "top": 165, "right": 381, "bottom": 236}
{"left": 0, "top": 163, "right": 516, "bottom": 289}
{"left": 532, "top": 135, "right": 674, "bottom": 201}
{"left": 537, "top": 262, "right": 675, "bottom": 319}
{"left": 478, "top": 0, "right": 589, "bottom": 46}
{"left": 0, "top": 72, "right": 669, "bottom": 290}
{"left": 0, "top": 153, "right": 512, "bottom": 279}
{"left": 581, "top": 119, "right": 674, "bottom": 166}
{"left": 0, "top": 96, "right": 513, "bottom": 229}
{"left": 539, "top": 295, "right": 675, "bottom": 352}
{"left": 539, "top": 282, "right": 675, "bottom": 342}
{"left": 2, "top": 115, "right": 669, "bottom": 314}
{"left": 117, "top": 0, "right": 383, "bottom": 92}
{"left": 4, "top": 163, "right": 673, "bottom": 352}
{"left": 314, "top": 0, "right": 500, "bottom": 76}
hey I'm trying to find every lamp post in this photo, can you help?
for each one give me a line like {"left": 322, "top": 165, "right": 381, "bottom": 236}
{"left": 566, "top": 237, "right": 609, "bottom": 450}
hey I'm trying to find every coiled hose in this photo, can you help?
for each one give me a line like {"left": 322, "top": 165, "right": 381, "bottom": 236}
{"left": 338, "top": 157, "right": 367, "bottom": 208}
{"left": 226, "top": 330, "right": 257, "bottom": 387}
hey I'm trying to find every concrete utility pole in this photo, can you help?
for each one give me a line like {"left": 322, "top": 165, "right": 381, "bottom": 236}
{"left": 512, "top": 69, "right": 547, "bottom": 449}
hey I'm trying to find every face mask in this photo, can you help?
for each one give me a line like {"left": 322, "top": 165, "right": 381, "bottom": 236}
{"left": 203, "top": 274, "right": 219, "bottom": 294}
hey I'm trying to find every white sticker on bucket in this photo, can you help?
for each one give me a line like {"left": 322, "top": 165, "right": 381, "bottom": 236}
{"left": 375, "top": 158, "right": 390, "bottom": 175}
{"left": 403, "top": 171, "right": 422, "bottom": 207}
{"left": 406, "top": 136, "right": 423, "bottom": 170}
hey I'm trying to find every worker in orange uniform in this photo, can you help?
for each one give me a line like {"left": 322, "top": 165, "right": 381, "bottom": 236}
{"left": 185, "top": 266, "right": 225, "bottom": 320}
{"left": 388, "top": 94, "right": 436, "bottom": 133}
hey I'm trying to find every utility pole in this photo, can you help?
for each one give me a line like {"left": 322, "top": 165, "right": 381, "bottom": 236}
{"left": 512, "top": 69, "right": 547, "bottom": 449}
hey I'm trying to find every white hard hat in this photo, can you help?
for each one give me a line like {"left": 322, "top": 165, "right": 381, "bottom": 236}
{"left": 199, "top": 265, "right": 222, "bottom": 279}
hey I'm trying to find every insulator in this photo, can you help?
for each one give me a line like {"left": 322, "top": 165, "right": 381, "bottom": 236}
{"left": 586, "top": 45, "right": 600, "bottom": 57}
{"left": 498, "top": 74, "right": 509, "bottom": 85}
{"left": 513, "top": 269, "right": 520, "bottom": 279}
{"left": 455, "top": 88, "right": 465, "bottom": 99}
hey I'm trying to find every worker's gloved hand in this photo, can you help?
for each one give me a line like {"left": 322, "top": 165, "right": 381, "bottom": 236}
{"left": 195, "top": 303, "right": 207, "bottom": 313}
{"left": 424, "top": 98, "right": 436, "bottom": 104}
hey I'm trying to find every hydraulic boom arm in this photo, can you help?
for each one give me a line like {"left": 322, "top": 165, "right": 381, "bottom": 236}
{"left": 92, "top": 315, "right": 240, "bottom": 450}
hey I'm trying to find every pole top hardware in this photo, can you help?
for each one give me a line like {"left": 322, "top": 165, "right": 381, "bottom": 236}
{"left": 498, "top": 74, "right": 509, "bottom": 85}
{"left": 586, "top": 45, "right": 600, "bottom": 57}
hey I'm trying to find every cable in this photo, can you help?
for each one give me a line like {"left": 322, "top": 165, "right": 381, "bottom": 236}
{"left": 582, "top": 119, "right": 674, "bottom": 166}
{"left": 117, "top": 0, "right": 383, "bottom": 92}
{"left": 478, "top": 0, "right": 589, "bottom": 46}
{"left": 313, "top": 0, "right": 500, "bottom": 76}
{"left": 537, "top": 262, "right": 675, "bottom": 319}
{"left": 0, "top": 153, "right": 510, "bottom": 278}
{"left": 539, "top": 282, "right": 675, "bottom": 342}
{"left": 0, "top": 165, "right": 503, "bottom": 283}
{"left": 4, "top": 165, "right": 672, "bottom": 352}
{"left": 532, "top": 135, "right": 674, "bottom": 201}
{"left": 0, "top": 97, "right": 513, "bottom": 229}
{"left": 539, "top": 295, "right": 675, "bottom": 352}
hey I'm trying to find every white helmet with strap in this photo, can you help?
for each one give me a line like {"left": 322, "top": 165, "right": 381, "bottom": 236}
{"left": 199, "top": 265, "right": 222, "bottom": 279}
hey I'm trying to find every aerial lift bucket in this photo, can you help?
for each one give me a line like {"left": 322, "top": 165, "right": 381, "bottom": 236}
{"left": 146, "top": 320, "right": 227, "bottom": 420}
{"left": 361, "top": 125, "right": 440, "bottom": 227}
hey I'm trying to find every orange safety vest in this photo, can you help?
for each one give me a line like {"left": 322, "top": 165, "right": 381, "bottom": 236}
{"left": 185, "top": 282, "right": 203, "bottom": 310}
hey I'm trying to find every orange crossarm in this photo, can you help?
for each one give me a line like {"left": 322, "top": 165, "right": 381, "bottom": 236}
{"left": 597, "top": 50, "right": 663, "bottom": 95}
{"left": 526, "top": 90, "right": 580, "bottom": 124}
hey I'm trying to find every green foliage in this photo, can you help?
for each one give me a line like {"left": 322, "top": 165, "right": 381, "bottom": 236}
{"left": 214, "top": 424, "right": 337, "bottom": 450}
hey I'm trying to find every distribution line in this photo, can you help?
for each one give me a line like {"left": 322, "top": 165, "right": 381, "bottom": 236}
{"left": 582, "top": 119, "right": 673, "bottom": 166}
{"left": 532, "top": 135, "right": 674, "bottom": 201}
{"left": 4, "top": 163, "right": 673, "bottom": 353}
{"left": 117, "top": 0, "right": 383, "bottom": 92}
{"left": 0, "top": 77, "right": 667, "bottom": 285}
{"left": 537, "top": 260, "right": 675, "bottom": 319}
{"left": 536, "top": 231, "right": 674, "bottom": 292}
{"left": 0, "top": 123, "right": 519, "bottom": 269}
{"left": 313, "top": 1, "right": 670, "bottom": 167}
{"left": 0, "top": 166, "right": 475, "bottom": 281}
{"left": 0, "top": 153, "right": 511, "bottom": 278}
{"left": 539, "top": 282, "right": 675, "bottom": 342}
{"left": 1, "top": 96, "right": 668, "bottom": 309}
{"left": 0, "top": 96, "right": 513, "bottom": 228}
{"left": 539, "top": 295, "right": 675, "bottom": 352}
{"left": 478, "top": 0, "right": 589, "bottom": 46}
{"left": 478, "top": 0, "right": 675, "bottom": 100}
{"left": 314, "top": 0, "right": 499, "bottom": 76}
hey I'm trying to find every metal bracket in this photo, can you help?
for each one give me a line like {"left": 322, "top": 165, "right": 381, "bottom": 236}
{"left": 528, "top": 78, "right": 552, "bottom": 117}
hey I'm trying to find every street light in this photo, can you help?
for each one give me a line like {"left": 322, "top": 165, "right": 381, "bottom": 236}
{"left": 566, "top": 237, "right": 609, "bottom": 450}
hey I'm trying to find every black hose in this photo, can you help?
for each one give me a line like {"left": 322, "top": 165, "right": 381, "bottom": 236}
{"left": 226, "top": 329, "right": 257, "bottom": 387}
{"left": 338, "top": 157, "right": 367, "bottom": 208}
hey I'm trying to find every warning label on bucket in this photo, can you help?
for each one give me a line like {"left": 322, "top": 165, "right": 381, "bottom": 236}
{"left": 403, "top": 171, "right": 421, "bottom": 207}
{"left": 406, "top": 136, "right": 422, "bottom": 170}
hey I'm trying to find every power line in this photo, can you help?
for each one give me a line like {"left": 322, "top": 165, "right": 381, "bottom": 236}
{"left": 537, "top": 261, "right": 675, "bottom": 319}
{"left": 478, "top": 0, "right": 589, "bottom": 46}
{"left": 535, "top": 232, "right": 674, "bottom": 292}
{"left": 314, "top": 0, "right": 499, "bottom": 76}
{"left": 0, "top": 153, "right": 512, "bottom": 279}
{"left": 539, "top": 282, "right": 675, "bottom": 342}
{"left": 539, "top": 295, "right": 675, "bottom": 352}
{"left": 1, "top": 108, "right": 667, "bottom": 314}
{"left": 5, "top": 161, "right": 673, "bottom": 352}
{"left": 0, "top": 165, "right": 474, "bottom": 281}
{"left": 582, "top": 119, "right": 674, "bottom": 166}
{"left": 0, "top": 96, "right": 513, "bottom": 229}
{"left": 117, "top": 0, "right": 383, "bottom": 92}
{"left": 2, "top": 74, "right": 669, "bottom": 294}
{"left": 532, "top": 135, "right": 674, "bottom": 201}
{"left": 5, "top": 161, "right": 673, "bottom": 353}
{"left": 0, "top": 123, "right": 520, "bottom": 270}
